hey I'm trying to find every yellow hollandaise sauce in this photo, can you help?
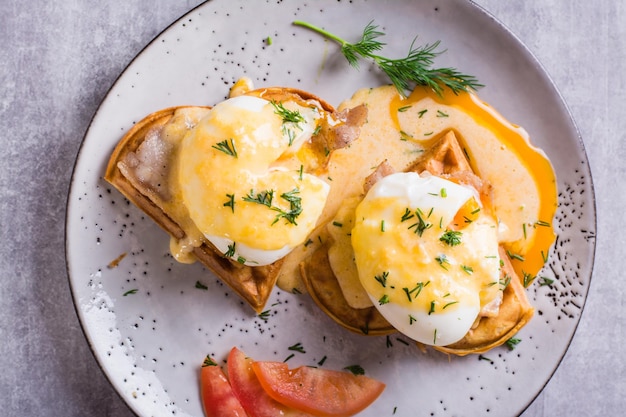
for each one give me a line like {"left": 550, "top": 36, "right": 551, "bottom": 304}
{"left": 176, "top": 95, "right": 330, "bottom": 267}
{"left": 346, "top": 85, "right": 557, "bottom": 281}
{"left": 324, "top": 85, "right": 557, "bottom": 345}
{"left": 352, "top": 172, "right": 502, "bottom": 346}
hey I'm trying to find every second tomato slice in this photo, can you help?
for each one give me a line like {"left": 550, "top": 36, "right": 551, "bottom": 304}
{"left": 252, "top": 360, "right": 385, "bottom": 417}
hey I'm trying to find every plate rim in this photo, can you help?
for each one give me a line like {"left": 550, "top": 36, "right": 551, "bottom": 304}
{"left": 64, "top": 1, "right": 598, "bottom": 416}
{"left": 63, "top": 2, "right": 213, "bottom": 415}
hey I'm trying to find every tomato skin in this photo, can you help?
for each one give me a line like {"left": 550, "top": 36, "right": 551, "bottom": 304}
{"left": 252, "top": 361, "right": 386, "bottom": 417}
{"left": 227, "top": 347, "right": 314, "bottom": 417}
{"left": 200, "top": 359, "right": 248, "bottom": 417}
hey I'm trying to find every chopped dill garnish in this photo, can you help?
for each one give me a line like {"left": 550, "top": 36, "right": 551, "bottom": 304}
{"left": 223, "top": 193, "right": 236, "bottom": 213}
{"left": 538, "top": 276, "right": 554, "bottom": 286}
{"left": 461, "top": 265, "right": 474, "bottom": 275}
{"left": 505, "top": 337, "right": 522, "bottom": 350}
{"left": 523, "top": 271, "right": 535, "bottom": 288}
{"left": 288, "top": 342, "right": 306, "bottom": 354}
{"left": 202, "top": 355, "right": 218, "bottom": 367}
{"left": 272, "top": 188, "right": 303, "bottom": 225}
{"left": 243, "top": 189, "right": 274, "bottom": 207}
{"left": 271, "top": 100, "right": 305, "bottom": 124}
{"left": 225, "top": 243, "right": 236, "bottom": 258}
{"left": 435, "top": 254, "right": 449, "bottom": 270}
{"left": 440, "top": 229, "right": 462, "bottom": 246}
{"left": 258, "top": 310, "right": 271, "bottom": 321}
{"left": 375, "top": 271, "right": 389, "bottom": 288}
{"left": 408, "top": 209, "right": 432, "bottom": 236}
{"left": 344, "top": 365, "right": 365, "bottom": 376}
{"left": 212, "top": 138, "right": 238, "bottom": 157}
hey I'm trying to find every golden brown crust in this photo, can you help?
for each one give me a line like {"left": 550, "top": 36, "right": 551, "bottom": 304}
{"left": 192, "top": 245, "right": 284, "bottom": 312}
{"left": 408, "top": 130, "right": 472, "bottom": 174}
{"left": 104, "top": 89, "right": 341, "bottom": 313}
{"left": 432, "top": 247, "right": 534, "bottom": 355}
{"left": 300, "top": 238, "right": 395, "bottom": 336}
{"left": 104, "top": 107, "right": 201, "bottom": 240}
{"left": 246, "top": 87, "right": 334, "bottom": 111}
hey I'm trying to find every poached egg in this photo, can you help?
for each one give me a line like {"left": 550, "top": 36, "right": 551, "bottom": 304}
{"left": 177, "top": 94, "right": 330, "bottom": 266}
{"left": 351, "top": 172, "right": 502, "bottom": 346}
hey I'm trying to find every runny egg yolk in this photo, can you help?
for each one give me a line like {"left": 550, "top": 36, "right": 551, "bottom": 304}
{"left": 351, "top": 172, "right": 501, "bottom": 346}
{"left": 388, "top": 86, "right": 557, "bottom": 280}
{"left": 177, "top": 95, "right": 329, "bottom": 266}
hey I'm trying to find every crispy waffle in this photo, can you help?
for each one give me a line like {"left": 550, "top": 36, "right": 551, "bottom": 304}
{"left": 300, "top": 130, "right": 534, "bottom": 354}
{"left": 104, "top": 87, "right": 363, "bottom": 313}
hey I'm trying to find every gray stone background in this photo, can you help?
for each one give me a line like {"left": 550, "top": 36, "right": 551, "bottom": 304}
{"left": 1, "top": 0, "right": 622, "bottom": 416}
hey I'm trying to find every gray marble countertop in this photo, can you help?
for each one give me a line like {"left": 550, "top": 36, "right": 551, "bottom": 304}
{"left": 1, "top": 1, "right": 622, "bottom": 416}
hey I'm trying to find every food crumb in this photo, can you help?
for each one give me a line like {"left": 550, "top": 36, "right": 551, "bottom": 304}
{"left": 108, "top": 252, "right": 127, "bottom": 269}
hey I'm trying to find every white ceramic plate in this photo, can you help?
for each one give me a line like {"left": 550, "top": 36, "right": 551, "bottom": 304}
{"left": 66, "top": 1, "right": 596, "bottom": 416}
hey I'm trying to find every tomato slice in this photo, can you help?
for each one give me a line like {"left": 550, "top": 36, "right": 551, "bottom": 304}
{"left": 200, "top": 356, "right": 247, "bottom": 417}
{"left": 252, "top": 361, "right": 385, "bottom": 417}
{"left": 227, "top": 347, "right": 314, "bottom": 417}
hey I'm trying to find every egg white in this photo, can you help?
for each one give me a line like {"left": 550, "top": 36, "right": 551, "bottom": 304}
{"left": 206, "top": 235, "right": 292, "bottom": 267}
{"left": 372, "top": 295, "right": 480, "bottom": 346}
{"left": 178, "top": 94, "right": 329, "bottom": 266}
{"left": 352, "top": 172, "right": 501, "bottom": 346}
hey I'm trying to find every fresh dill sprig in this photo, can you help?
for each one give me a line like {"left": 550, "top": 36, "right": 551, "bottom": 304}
{"left": 293, "top": 20, "right": 483, "bottom": 96}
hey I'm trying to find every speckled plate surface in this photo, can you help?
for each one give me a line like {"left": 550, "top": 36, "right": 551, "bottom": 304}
{"left": 66, "top": 1, "right": 596, "bottom": 416}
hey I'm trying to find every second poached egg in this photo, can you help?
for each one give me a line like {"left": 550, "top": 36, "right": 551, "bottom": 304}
{"left": 351, "top": 172, "right": 502, "bottom": 346}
